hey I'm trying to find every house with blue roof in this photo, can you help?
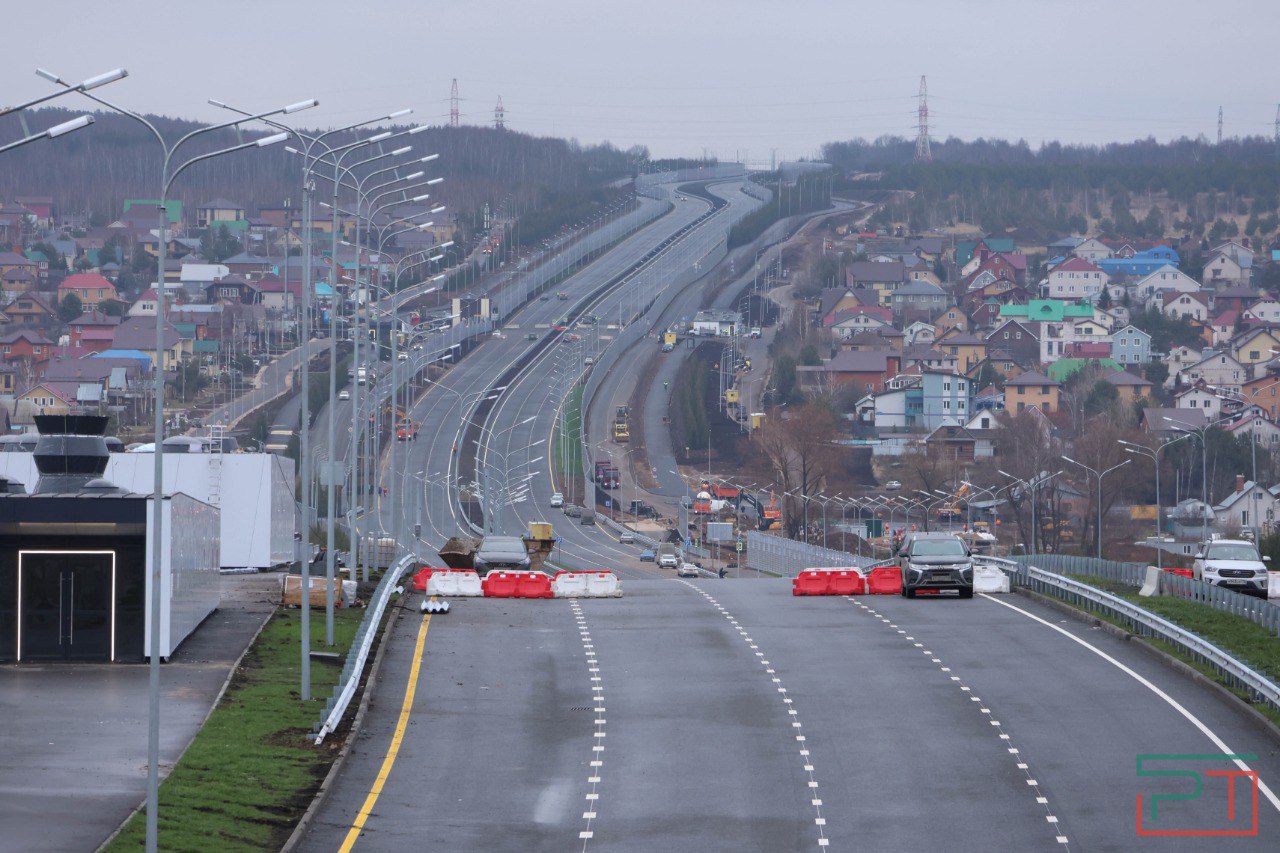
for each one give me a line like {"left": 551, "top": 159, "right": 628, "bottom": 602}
{"left": 1098, "top": 247, "right": 1180, "bottom": 278}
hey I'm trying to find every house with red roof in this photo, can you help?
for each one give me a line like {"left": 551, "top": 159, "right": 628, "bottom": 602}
{"left": 58, "top": 272, "right": 117, "bottom": 309}
{"left": 68, "top": 309, "right": 122, "bottom": 353}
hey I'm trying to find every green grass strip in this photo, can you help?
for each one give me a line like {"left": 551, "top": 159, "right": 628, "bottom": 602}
{"left": 554, "top": 383, "right": 584, "bottom": 478}
{"left": 105, "top": 607, "right": 361, "bottom": 852}
{"left": 1057, "top": 574, "right": 1280, "bottom": 726}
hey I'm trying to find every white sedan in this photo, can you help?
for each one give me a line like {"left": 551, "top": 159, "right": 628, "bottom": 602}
{"left": 550, "top": 492, "right": 564, "bottom": 508}
{"left": 676, "top": 563, "right": 700, "bottom": 578}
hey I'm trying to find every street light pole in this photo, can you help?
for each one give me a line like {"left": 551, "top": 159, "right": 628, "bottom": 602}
{"left": 1063, "top": 456, "right": 1131, "bottom": 559}
{"left": 1120, "top": 435, "right": 1191, "bottom": 571}
{"left": 43, "top": 72, "right": 310, "bottom": 853}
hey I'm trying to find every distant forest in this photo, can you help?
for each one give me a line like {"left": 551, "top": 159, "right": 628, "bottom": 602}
{"left": 823, "top": 135, "right": 1280, "bottom": 245}
{"left": 0, "top": 107, "right": 642, "bottom": 234}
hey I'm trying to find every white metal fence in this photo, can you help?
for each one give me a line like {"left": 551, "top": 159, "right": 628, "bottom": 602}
{"left": 744, "top": 531, "right": 874, "bottom": 577}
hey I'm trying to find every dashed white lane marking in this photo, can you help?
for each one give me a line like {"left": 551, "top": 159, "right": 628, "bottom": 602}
{"left": 847, "top": 597, "right": 1071, "bottom": 848}
{"left": 981, "top": 593, "right": 1280, "bottom": 815}
{"left": 682, "top": 581, "right": 829, "bottom": 848}
{"left": 571, "top": 601, "right": 605, "bottom": 850}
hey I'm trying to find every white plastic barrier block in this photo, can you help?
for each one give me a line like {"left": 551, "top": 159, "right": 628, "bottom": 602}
{"left": 427, "top": 570, "right": 483, "bottom": 597}
{"left": 973, "top": 564, "right": 1010, "bottom": 594}
{"left": 1269, "top": 571, "right": 1280, "bottom": 600}
{"left": 584, "top": 571, "right": 623, "bottom": 598}
{"left": 552, "top": 572, "right": 589, "bottom": 598}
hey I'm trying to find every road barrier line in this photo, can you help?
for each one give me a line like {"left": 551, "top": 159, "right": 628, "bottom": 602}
{"left": 337, "top": 611, "right": 432, "bottom": 852}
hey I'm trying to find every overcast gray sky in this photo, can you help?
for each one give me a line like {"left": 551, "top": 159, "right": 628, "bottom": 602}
{"left": 7, "top": 1, "right": 1277, "bottom": 162}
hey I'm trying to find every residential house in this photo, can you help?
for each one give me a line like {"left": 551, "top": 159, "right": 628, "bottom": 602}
{"left": 828, "top": 306, "right": 893, "bottom": 340}
{"left": 204, "top": 274, "right": 259, "bottom": 305}
{"left": 904, "top": 258, "right": 941, "bottom": 286}
{"left": 1162, "top": 290, "right": 1209, "bottom": 322}
{"left": 1103, "top": 370, "right": 1153, "bottom": 401}
{"left": 796, "top": 349, "right": 901, "bottom": 394}
{"left": 255, "top": 274, "right": 290, "bottom": 310}
{"left": 67, "top": 310, "right": 122, "bottom": 352}
{"left": 196, "top": 198, "right": 246, "bottom": 228}
{"left": 1004, "top": 370, "right": 1060, "bottom": 413}
{"left": 901, "top": 321, "right": 937, "bottom": 348}
{"left": 1047, "top": 236, "right": 1086, "bottom": 257}
{"left": 955, "top": 237, "right": 1016, "bottom": 273}
{"left": 846, "top": 261, "right": 907, "bottom": 307}
{"left": 0, "top": 250, "right": 40, "bottom": 289}
{"left": 1133, "top": 265, "right": 1200, "bottom": 302}
{"left": 920, "top": 370, "right": 972, "bottom": 426}
{"left": 1205, "top": 242, "right": 1253, "bottom": 286}
{"left": 1046, "top": 257, "right": 1106, "bottom": 300}
{"left": 1226, "top": 414, "right": 1280, "bottom": 451}
{"left": 1243, "top": 298, "right": 1280, "bottom": 325}
{"left": 999, "top": 299, "right": 1095, "bottom": 327}
{"left": 1141, "top": 406, "right": 1209, "bottom": 436}
{"left": 3, "top": 292, "right": 55, "bottom": 324}
{"left": 127, "top": 289, "right": 162, "bottom": 318}
{"left": 904, "top": 236, "right": 945, "bottom": 261}
{"left": 0, "top": 330, "right": 52, "bottom": 364}
{"left": 1212, "top": 285, "right": 1261, "bottom": 315}
{"left": 0, "top": 361, "right": 14, "bottom": 395}
{"left": 901, "top": 345, "right": 959, "bottom": 374}
{"left": 111, "top": 317, "right": 191, "bottom": 371}
{"left": 1112, "top": 325, "right": 1152, "bottom": 366}
{"left": 1098, "top": 247, "right": 1180, "bottom": 279}
{"left": 1209, "top": 311, "right": 1240, "bottom": 345}
{"left": 17, "top": 382, "right": 75, "bottom": 414}
{"left": 984, "top": 319, "right": 1041, "bottom": 365}
{"left": 57, "top": 272, "right": 117, "bottom": 309}
{"left": 1239, "top": 375, "right": 1280, "bottom": 421}
{"left": 1231, "top": 327, "right": 1280, "bottom": 372}
{"left": 1072, "top": 237, "right": 1114, "bottom": 262}
{"left": 0, "top": 267, "right": 38, "bottom": 297}
{"left": 933, "top": 306, "right": 970, "bottom": 335}
{"left": 1175, "top": 385, "right": 1222, "bottom": 419}
{"left": 1202, "top": 251, "right": 1246, "bottom": 288}
{"left": 1178, "top": 350, "right": 1245, "bottom": 392}
{"left": 889, "top": 281, "right": 947, "bottom": 317}
{"left": 1213, "top": 476, "right": 1275, "bottom": 530}
{"left": 817, "top": 288, "right": 867, "bottom": 325}
{"left": 924, "top": 423, "right": 992, "bottom": 462}
{"left": 221, "top": 252, "right": 276, "bottom": 279}
{"left": 935, "top": 330, "right": 987, "bottom": 373}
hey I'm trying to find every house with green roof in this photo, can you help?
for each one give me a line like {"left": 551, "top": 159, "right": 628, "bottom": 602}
{"left": 1046, "top": 358, "right": 1120, "bottom": 382}
{"left": 999, "top": 299, "right": 1094, "bottom": 323}
{"left": 123, "top": 199, "right": 183, "bottom": 225}
{"left": 956, "top": 237, "right": 1016, "bottom": 268}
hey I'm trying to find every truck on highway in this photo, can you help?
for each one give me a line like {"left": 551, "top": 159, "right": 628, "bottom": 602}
{"left": 355, "top": 366, "right": 376, "bottom": 386}
{"left": 656, "top": 543, "right": 682, "bottom": 569}
{"left": 594, "top": 461, "right": 620, "bottom": 489}
{"left": 895, "top": 532, "right": 974, "bottom": 599}
{"left": 613, "top": 405, "right": 630, "bottom": 442}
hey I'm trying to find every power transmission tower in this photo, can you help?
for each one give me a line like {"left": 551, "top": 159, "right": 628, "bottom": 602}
{"left": 1217, "top": 105, "right": 1223, "bottom": 145}
{"left": 494, "top": 96, "right": 505, "bottom": 130}
{"left": 915, "top": 75, "right": 932, "bottom": 162}
{"left": 450, "top": 78, "right": 460, "bottom": 128}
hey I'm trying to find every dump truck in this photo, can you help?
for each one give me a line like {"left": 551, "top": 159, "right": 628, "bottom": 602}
{"left": 594, "top": 460, "right": 620, "bottom": 489}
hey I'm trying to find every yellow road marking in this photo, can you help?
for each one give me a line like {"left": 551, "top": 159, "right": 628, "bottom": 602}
{"left": 337, "top": 609, "right": 432, "bottom": 852}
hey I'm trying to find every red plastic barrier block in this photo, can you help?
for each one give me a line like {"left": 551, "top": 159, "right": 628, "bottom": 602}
{"left": 515, "top": 572, "right": 554, "bottom": 599}
{"left": 828, "top": 570, "right": 865, "bottom": 596}
{"left": 792, "top": 570, "right": 831, "bottom": 596}
{"left": 866, "top": 566, "right": 902, "bottom": 595}
{"left": 411, "top": 567, "right": 446, "bottom": 591}
{"left": 483, "top": 572, "right": 520, "bottom": 597}
{"left": 1164, "top": 567, "right": 1193, "bottom": 579}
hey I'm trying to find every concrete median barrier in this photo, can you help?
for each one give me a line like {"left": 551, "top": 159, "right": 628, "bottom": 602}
{"left": 972, "top": 564, "right": 1010, "bottom": 594}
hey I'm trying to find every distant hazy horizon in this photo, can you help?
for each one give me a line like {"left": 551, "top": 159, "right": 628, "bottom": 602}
{"left": 5, "top": 1, "right": 1276, "bottom": 162}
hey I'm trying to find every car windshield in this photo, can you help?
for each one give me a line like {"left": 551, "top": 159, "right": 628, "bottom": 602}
{"left": 910, "top": 539, "right": 967, "bottom": 557}
{"left": 1206, "top": 543, "right": 1260, "bottom": 561}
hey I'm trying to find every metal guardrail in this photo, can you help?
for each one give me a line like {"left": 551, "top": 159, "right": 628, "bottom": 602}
{"left": 989, "top": 558, "right": 1280, "bottom": 717}
{"left": 744, "top": 531, "right": 873, "bottom": 577}
{"left": 1009, "top": 553, "right": 1280, "bottom": 637}
{"left": 313, "top": 554, "right": 415, "bottom": 744}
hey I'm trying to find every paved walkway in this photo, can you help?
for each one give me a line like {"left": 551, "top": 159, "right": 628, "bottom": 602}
{"left": 0, "top": 574, "right": 278, "bottom": 852}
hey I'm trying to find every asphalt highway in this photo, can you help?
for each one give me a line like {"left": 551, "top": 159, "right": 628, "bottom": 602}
{"left": 300, "top": 581, "right": 1280, "bottom": 852}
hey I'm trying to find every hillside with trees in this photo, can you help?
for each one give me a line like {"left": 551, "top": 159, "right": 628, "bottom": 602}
{"left": 822, "top": 135, "right": 1280, "bottom": 247}
{"left": 0, "top": 107, "right": 641, "bottom": 230}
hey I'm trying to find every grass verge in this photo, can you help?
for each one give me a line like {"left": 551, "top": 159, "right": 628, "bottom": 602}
{"left": 554, "top": 384, "right": 584, "bottom": 480}
{"left": 105, "top": 607, "right": 362, "bottom": 853}
{"left": 1056, "top": 574, "right": 1280, "bottom": 727}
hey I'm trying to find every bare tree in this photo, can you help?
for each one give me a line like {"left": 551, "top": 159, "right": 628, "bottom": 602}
{"left": 751, "top": 403, "right": 842, "bottom": 539}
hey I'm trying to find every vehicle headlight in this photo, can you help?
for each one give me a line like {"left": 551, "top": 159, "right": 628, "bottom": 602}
{"left": 906, "top": 563, "right": 927, "bottom": 574}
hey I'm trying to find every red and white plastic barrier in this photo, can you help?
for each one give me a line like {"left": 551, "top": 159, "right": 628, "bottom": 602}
{"left": 552, "top": 570, "right": 623, "bottom": 598}
{"left": 426, "top": 569, "right": 483, "bottom": 597}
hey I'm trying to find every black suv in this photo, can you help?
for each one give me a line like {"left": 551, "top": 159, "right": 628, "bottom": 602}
{"left": 896, "top": 532, "right": 974, "bottom": 599}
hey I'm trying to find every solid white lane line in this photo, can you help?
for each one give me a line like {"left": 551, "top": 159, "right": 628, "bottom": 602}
{"left": 981, "top": 592, "right": 1280, "bottom": 814}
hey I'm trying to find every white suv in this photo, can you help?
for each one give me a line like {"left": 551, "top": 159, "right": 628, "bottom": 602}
{"left": 550, "top": 492, "right": 564, "bottom": 508}
{"left": 1192, "top": 539, "right": 1270, "bottom": 598}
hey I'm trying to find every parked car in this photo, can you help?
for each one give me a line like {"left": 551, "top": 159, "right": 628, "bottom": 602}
{"left": 550, "top": 492, "right": 564, "bottom": 508}
{"left": 1192, "top": 539, "right": 1270, "bottom": 597}
{"left": 884, "top": 480, "right": 902, "bottom": 491}
{"left": 639, "top": 548, "right": 656, "bottom": 562}
{"left": 896, "top": 532, "right": 974, "bottom": 599}
{"left": 677, "top": 563, "right": 700, "bottom": 578}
